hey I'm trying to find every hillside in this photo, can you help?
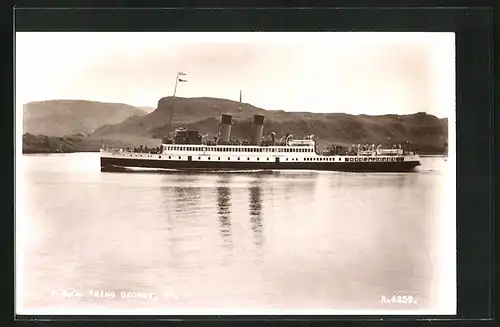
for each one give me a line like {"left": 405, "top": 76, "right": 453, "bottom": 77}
{"left": 22, "top": 133, "right": 159, "bottom": 154}
{"left": 93, "top": 96, "right": 449, "bottom": 154}
{"left": 138, "top": 106, "right": 156, "bottom": 114}
{"left": 23, "top": 100, "right": 146, "bottom": 136}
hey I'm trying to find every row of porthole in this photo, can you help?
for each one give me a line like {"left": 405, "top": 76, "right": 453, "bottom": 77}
{"left": 110, "top": 153, "right": 403, "bottom": 163}
{"left": 114, "top": 153, "right": 324, "bottom": 162}
{"left": 346, "top": 157, "right": 404, "bottom": 162}
{"left": 115, "top": 154, "right": 334, "bottom": 162}
{"left": 305, "top": 157, "right": 336, "bottom": 161}
{"left": 164, "top": 156, "right": 309, "bottom": 161}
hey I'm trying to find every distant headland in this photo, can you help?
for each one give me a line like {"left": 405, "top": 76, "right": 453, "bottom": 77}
{"left": 21, "top": 97, "right": 448, "bottom": 155}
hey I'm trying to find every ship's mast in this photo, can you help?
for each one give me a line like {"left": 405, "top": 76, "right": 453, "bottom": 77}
{"left": 166, "top": 72, "right": 187, "bottom": 139}
{"left": 239, "top": 89, "right": 242, "bottom": 110}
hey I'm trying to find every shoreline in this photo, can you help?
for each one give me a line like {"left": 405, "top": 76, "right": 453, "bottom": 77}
{"left": 22, "top": 150, "right": 99, "bottom": 154}
{"left": 22, "top": 150, "right": 447, "bottom": 156}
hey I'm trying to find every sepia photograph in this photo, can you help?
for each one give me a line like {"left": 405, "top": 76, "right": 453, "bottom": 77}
{"left": 15, "top": 32, "right": 456, "bottom": 315}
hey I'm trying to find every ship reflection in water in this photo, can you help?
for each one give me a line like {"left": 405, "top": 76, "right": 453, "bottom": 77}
{"left": 216, "top": 177, "right": 233, "bottom": 250}
{"left": 248, "top": 180, "right": 264, "bottom": 248}
{"left": 19, "top": 154, "right": 452, "bottom": 313}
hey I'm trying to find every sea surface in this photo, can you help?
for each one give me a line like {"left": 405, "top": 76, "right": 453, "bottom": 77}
{"left": 16, "top": 153, "right": 455, "bottom": 315}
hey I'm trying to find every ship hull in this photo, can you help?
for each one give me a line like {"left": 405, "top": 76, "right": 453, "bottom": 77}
{"left": 101, "top": 156, "right": 420, "bottom": 173}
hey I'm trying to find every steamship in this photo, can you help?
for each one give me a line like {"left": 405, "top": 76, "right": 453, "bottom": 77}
{"left": 100, "top": 113, "right": 421, "bottom": 173}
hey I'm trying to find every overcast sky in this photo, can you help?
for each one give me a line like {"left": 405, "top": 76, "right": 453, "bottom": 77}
{"left": 15, "top": 32, "right": 455, "bottom": 118}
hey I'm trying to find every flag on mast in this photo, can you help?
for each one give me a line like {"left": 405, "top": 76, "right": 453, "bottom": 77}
{"left": 179, "top": 78, "right": 188, "bottom": 82}
{"left": 178, "top": 72, "right": 187, "bottom": 76}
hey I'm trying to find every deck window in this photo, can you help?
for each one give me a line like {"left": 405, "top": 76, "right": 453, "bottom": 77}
{"left": 208, "top": 157, "right": 211, "bottom": 160}
{"left": 238, "top": 157, "right": 240, "bottom": 160}
{"left": 168, "top": 156, "right": 171, "bottom": 159}
{"left": 247, "top": 157, "right": 250, "bottom": 160}
{"left": 228, "top": 157, "right": 230, "bottom": 160}
{"left": 198, "top": 157, "right": 201, "bottom": 160}
{"left": 178, "top": 156, "right": 181, "bottom": 159}
{"left": 218, "top": 157, "right": 220, "bottom": 160}
{"left": 257, "top": 157, "right": 260, "bottom": 160}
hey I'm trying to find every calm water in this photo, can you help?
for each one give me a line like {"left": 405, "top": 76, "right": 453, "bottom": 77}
{"left": 16, "top": 153, "right": 454, "bottom": 314}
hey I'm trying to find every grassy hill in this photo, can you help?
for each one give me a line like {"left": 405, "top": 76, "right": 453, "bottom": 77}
{"left": 23, "top": 100, "right": 146, "bottom": 136}
{"left": 137, "top": 106, "right": 156, "bottom": 114}
{"left": 93, "top": 96, "right": 448, "bottom": 154}
{"left": 22, "top": 133, "right": 159, "bottom": 154}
